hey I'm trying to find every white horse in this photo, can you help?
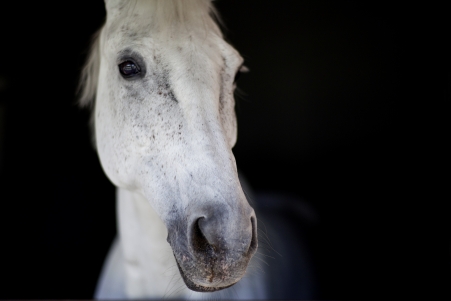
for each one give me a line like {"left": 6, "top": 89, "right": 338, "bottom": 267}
{"left": 79, "top": 0, "right": 268, "bottom": 299}
{"left": 79, "top": 0, "right": 317, "bottom": 299}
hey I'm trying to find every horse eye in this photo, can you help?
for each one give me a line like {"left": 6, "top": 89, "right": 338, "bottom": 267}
{"left": 118, "top": 61, "right": 141, "bottom": 78}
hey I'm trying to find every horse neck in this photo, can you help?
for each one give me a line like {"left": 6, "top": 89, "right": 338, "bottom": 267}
{"left": 116, "top": 187, "right": 189, "bottom": 298}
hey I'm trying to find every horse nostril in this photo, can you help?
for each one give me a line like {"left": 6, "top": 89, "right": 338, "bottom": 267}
{"left": 192, "top": 217, "right": 214, "bottom": 253}
{"left": 191, "top": 214, "right": 257, "bottom": 256}
{"left": 248, "top": 216, "right": 258, "bottom": 255}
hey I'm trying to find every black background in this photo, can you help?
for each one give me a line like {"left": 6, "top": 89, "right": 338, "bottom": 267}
{"left": 0, "top": 0, "right": 449, "bottom": 299}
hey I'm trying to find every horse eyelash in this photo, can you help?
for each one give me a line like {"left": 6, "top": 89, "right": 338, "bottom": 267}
{"left": 239, "top": 65, "right": 249, "bottom": 73}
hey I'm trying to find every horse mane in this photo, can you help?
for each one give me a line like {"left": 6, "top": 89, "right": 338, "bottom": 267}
{"left": 78, "top": 28, "right": 101, "bottom": 108}
{"left": 77, "top": 0, "right": 221, "bottom": 108}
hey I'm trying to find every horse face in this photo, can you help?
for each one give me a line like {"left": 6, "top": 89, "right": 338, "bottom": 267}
{"left": 94, "top": 0, "right": 257, "bottom": 291}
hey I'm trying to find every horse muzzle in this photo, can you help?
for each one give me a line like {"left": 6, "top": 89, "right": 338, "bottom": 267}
{"left": 167, "top": 203, "right": 258, "bottom": 292}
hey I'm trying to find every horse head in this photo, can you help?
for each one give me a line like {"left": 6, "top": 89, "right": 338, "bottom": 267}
{"left": 80, "top": 0, "right": 257, "bottom": 292}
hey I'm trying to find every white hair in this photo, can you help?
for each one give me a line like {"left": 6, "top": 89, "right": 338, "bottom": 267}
{"left": 78, "top": 0, "right": 221, "bottom": 108}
